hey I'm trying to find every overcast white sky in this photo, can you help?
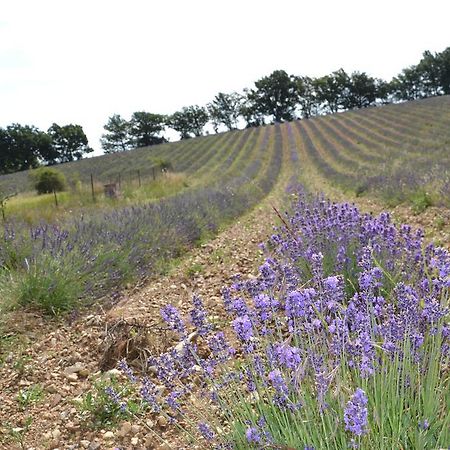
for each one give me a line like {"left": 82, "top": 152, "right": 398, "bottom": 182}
{"left": 1, "top": 0, "right": 449, "bottom": 155}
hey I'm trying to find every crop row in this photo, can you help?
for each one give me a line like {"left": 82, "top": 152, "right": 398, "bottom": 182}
{"left": 0, "top": 124, "right": 284, "bottom": 312}
{"left": 285, "top": 96, "right": 450, "bottom": 206}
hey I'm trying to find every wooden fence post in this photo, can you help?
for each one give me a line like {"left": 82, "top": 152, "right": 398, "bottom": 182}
{"left": 91, "top": 174, "right": 96, "bottom": 202}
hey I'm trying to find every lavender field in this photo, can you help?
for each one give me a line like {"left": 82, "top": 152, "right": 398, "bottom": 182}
{"left": 0, "top": 97, "right": 449, "bottom": 449}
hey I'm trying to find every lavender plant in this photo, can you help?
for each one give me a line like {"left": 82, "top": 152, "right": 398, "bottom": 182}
{"left": 120, "top": 191, "right": 449, "bottom": 449}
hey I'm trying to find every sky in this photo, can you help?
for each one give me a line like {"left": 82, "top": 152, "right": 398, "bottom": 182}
{"left": 1, "top": 0, "right": 449, "bottom": 155}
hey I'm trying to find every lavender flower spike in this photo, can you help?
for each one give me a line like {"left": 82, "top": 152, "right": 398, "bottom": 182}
{"left": 344, "top": 388, "right": 368, "bottom": 436}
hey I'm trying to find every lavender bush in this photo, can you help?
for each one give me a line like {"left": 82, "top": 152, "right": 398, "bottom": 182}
{"left": 120, "top": 191, "right": 449, "bottom": 449}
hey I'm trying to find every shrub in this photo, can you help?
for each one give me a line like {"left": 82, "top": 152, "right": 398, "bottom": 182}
{"left": 16, "top": 257, "right": 81, "bottom": 314}
{"left": 32, "top": 167, "right": 66, "bottom": 194}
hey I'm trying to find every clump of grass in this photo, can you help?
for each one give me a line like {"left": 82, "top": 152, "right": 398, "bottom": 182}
{"left": 17, "top": 384, "right": 44, "bottom": 409}
{"left": 410, "top": 189, "right": 433, "bottom": 214}
{"left": 15, "top": 257, "right": 82, "bottom": 315}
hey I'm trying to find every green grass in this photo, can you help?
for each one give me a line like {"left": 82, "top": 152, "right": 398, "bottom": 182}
{"left": 3, "top": 172, "right": 189, "bottom": 225}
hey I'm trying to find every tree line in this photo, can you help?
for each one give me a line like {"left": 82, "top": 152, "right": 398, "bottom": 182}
{"left": 100, "top": 46, "right": 450, "bottom": 152}
{"left": 1, "top": 47, "right": 448, "bottom": 174}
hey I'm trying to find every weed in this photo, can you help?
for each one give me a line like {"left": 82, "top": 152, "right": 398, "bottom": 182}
{"left": 76, "top": 375, "right": 146, "bottom": 429}
{"left": 17, "top": 384, "right": 44, "bottom": 409}
{"left": 5, "top": 416, "right": 33, "bottom": 450}
{"left": 410, "top": 189, "right": 433, "bottom": 214}
{"left": 185, "top": 262, "right": 204, "bottom": 278}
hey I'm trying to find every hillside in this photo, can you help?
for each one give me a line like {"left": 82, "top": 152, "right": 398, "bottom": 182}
{"left": 1, "top": 96, "right": 449, "bottom": 204}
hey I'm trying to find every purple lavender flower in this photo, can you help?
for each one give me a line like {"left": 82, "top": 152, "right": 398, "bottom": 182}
{"left": 190, "top": 295, "right": 212, "bottom": 335}
{"left": 344, "top": 388, "right": 368, "bottom": 436}
{"left": 232, "top": 315, "right": 253, "bottom": 342}
{"left": 160, "top": 304, "right": 185, "bottom": 336}
{"left": 198, "top": 422, "right": 215, "bottom": 441}
{"left": 275, "top": 344, "right": 302, "bottom": 370}
{"left": 245, "top": 426, "right": 262, "bottom": 444}
{"left": 118, "top": 359, "right": 136, "bottom": 383}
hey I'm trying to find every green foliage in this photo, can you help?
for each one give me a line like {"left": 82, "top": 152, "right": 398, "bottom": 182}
{"left": 251, "top": 70, "right": 300, "bottom": 123}
{"left": 16, "top": 257, "right": 81, "bottom": 314}
{"left": 207, "top": 92, "right": 242, "bottom": 131}
{"left": 150, "top": 157, "right": 172, "bottom": 171}
{"left": 0, "top": 124, "right": 53, "bottom": 174}
{"left": 32, "top": 167, "right": 67, "bottom": 194}
{"left": 77, "top": 376, "right": 145, "bottom": 429}
{"left": 410, "top": 189, "right": 433, "bottom": 214}
{"left": 47, "top": 123, "right": 93, "bottom": 163}
{"left": 4, "top": 416, "right": 33, "bottom": 449}
{"left": 101, "top": 114, "right": 133, "bottom": 153}
{"left": 17, "top": 384, "right": 44, "bottom": 409}
{"left": 130, "top": 111, "right": 167, "bottom": 147}
{"left": 185, "top": 262, "right": 204, "bottom": 278}
{"left": 169, "top": 105, "right": 209, "bottom": 139}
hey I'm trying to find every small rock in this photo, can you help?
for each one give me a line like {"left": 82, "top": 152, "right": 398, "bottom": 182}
{"left": 88, "top": 443, "right": 101, "bottom": 450}
{"left": 131, "top": 437, "right": 139, "bottom": 446}
{"left": 50, "top": 393, "right": 62, "bottom": 407}
{"left": 80, "top": 440, "right": 90, "bottom": 449}
{"left": 156, "top": 415, "right": 168, "bottom": 429}
{"left": 105, "top": 368, "right": 121, "bottom": 378}
{"left": 156, "top": 443, "right": 171, "bottom": 450}
{"left": 66, "top": 373, "right": 78, "bottom": 382}
{"left": 65, "top": 362, "right": 86, "bottom": 375}
{"left": 47, "top": 384, "right": 58, "bottom": 394}
{"left": 103, "top": 431, "right": 114, "bottom": 440}
{"left": 131, "top": 424, "right": 140, "bottom": 434}
{"left": 52, "top": 428, "right": 61, "bottom": 440}
{"left": 118, "top": 421, "right": 132, "bottom": 437}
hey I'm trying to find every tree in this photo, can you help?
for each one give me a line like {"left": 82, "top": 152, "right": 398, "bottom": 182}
{"left": 207, "top": 92, "right": 242, "bottom": 131}
{"left": 0, "top": 124, "right": 53, "bottom": 174}
{"left": 314, "top": 69, "right": 350, "bottom": 113}
{"left": 129, "top": 112, "right": 167, "bottom": 147}
{"left": 343, "top": 72, "right": 378, "bottom": 109}
{"left": 436, "top": 47, "right": 450, "bottom": 94}
{"left": 48, "top": 123, "right": 93, "bottom": 163}
{"left": 101, "top": 114, "right": 133, "bottom": 153}
{"left": 168, "top": 105, "right": 209, "bottom": 139}
{"left": 252, "top": 70, "right": 300, "bottom": 122}
{"left": 391, "top": 66, "right": 423, "bottom": 101}
{"left": 240, "top": 89, "right": 266, "bottom": 128}
{"left": 296, "top": 76, "right": 319, "bottom": 119}
{"left": 32, "top": 167, "right": 66, "bottom": 194}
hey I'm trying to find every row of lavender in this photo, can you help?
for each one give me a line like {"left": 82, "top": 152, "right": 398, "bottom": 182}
{"left": 290, "top": 96, "right": 450, "bottom": 207}
{"left": 0, "top": 125, "right": 283, "bottom": 313}
{"left": 120, "top": 189, "right": 449, "bottom": 449}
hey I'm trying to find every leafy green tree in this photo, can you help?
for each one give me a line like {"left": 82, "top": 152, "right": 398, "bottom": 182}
{"left": 240, "top": 89, "right": 266, "bottom": 128}
{"left": 296, "top": 76, "right": 319, "bottom": 119}
{"left": 314, "top": 69, "right": 350, "bottom": 113}
{"left": 129, "top": 112, "right": 167, "bottom": 147}
{"left": 417, "top": 48, "right": 450, "bottom": 96}
{"left": 391, "top": 66, "right": 423, "bottom": 101}
{"left": 207, "top": 92, "right": 242, "bottom": 131}
{"left": 101, "top": 114, "right": 133, "bottom": 153}
{"left": 168, "top": 105, "right": 209, "bottom": 139}
{"left": 436, "top": 47, "right": 450, "bottom": 94}
{"left": 252, "top": 70, "right": 300, "bottom": 122}
{"left": 48, "top": 123, "right": 93, "bottom": 163}
{"left": 343, "top": 72, "right": 378, "bottom": 109}
{"left": 32, "top": 167, "right": 66, "bottom": 194}
{"left": 0, "top": 124, "right": 53, "bottom": 174}
{"left": 375, "top": 79, "right": 394, "bottom": 104}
